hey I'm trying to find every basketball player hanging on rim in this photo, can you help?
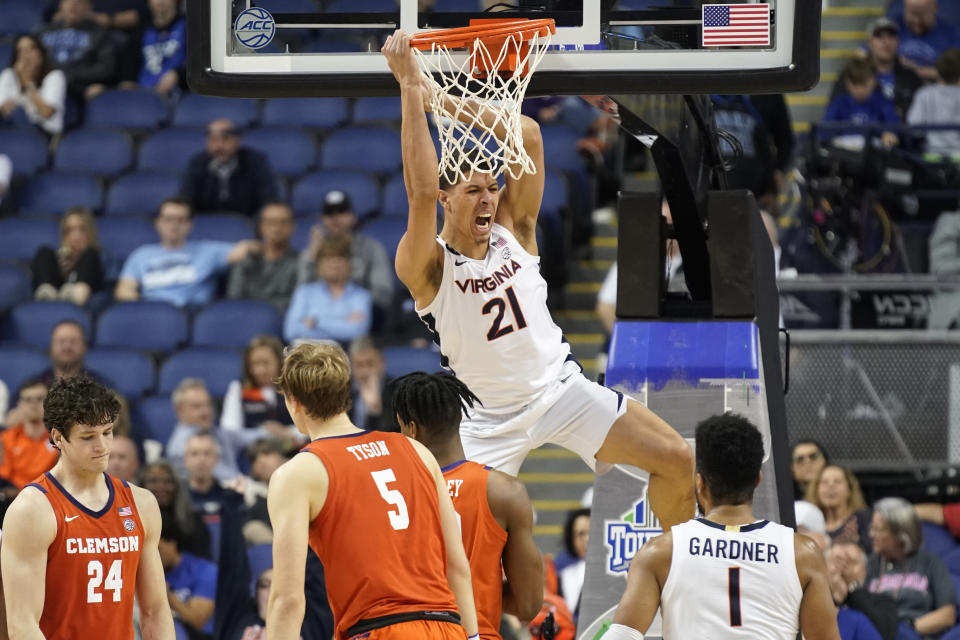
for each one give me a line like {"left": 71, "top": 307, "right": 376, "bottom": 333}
{"left": 381, "top": 30, "right": 695, "bottom": 530}
{"left": 603, "top": 413, "right": 840, "bottom": 640}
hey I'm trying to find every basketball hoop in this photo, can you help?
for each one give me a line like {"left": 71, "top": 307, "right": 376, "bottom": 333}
{"left": 409, "top": 19, "right": 556, "bottom": 183}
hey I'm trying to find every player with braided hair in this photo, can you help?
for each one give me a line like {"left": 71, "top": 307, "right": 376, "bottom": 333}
{"left": 393, "top": 372, "right": 544, "bottom": 639}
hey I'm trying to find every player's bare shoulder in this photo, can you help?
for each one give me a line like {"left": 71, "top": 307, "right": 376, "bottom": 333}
{"left": 485, "top": 468, "right": 532, "bottom": 527}
{"left": 793, "top": 532, "right": 828, "bottom": 588}
{"left": 2, "top": 484, "right": 57, "bottom": 545}
{"left": 396, "top": 230, "right": 444, "bottom": 305}
{"left": 635, "top": 530, "right": 675, "bottom": 585}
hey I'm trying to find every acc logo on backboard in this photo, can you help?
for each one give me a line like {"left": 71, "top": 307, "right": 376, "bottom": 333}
{"left": 234, "top": 7, "right": 276, "bottom": 50}
{"left": 604, "top": 496, "right": 662, "bottom": 575}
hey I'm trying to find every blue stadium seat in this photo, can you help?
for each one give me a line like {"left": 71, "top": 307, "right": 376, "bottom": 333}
{"left": 0, "top": 129, "right": 48, "bottom": 175}
{"left": 0, "top": 3, "right": 45, "bottom": 36}
{"left": 319, "top": 126, "right": 402, "bottom": 173}
{"left": 18, "top": 172, "right": 104, "bottom": 215}
{"left": 0, "top": 346, "right": 48, "bottom": 396}
{"left": 5, "top": 302, "right": 91, "bottom": 349}
{"left": 381, "top": 172, "right": 409, "bottom": 218}
{"left": 96, "top": 302, "right": 188, "bottom": 352}
{"left": 289, "top": 218, "right": 312, "bottom": 252}
{"left": 361, "top": 218, "right": 406, "bottom": 260}
{"left": 139, "top": 128, "right": 206, "bottom": 171}
{"left": 106, "top": 170, "right": 181, "bottom": 217}
{"left": 540, "top": 124, "right": 587, "bottom": 173}
{"left": 243, "top": 127, "right": 316, "bottom": 177}
{"left": 86, "top": 90, "right": 169, "bottom": 130}
{"left": 157, "top": 347, "right": 243, "bottom": 397}
{"left": 97, "top": 217, "right": 157, "bottom": 264}
{"left": 191, "top": 300, "right": 282, "bottom": 348}
{"left": 292, "top": 169, "right": 380, "bottom": 218}
{"left": 133, "top": 395, "right": 177, "bottom": 446}
{"left": 262, "top": 97, "right": 350, "bottom": 129}
{"left": 172, "top": 94, "right": 260, "bottom": 129}
{"left": 541, "top": 170, "right": 571, "bottom": 214}
{"left": 190, "top": 214, "right": 255, "bottom": 243}
{"left": 247, "top": 543, "right": 273, "bottom": 595}
{"left": 0, "top": 42, "right": 11, "bottom": 66}
{"left": 0, "top": 218, "right": 59, "bottom": 262}
{"left": 382, "top": 346, "right": 442, "bottom": 378}
{"left": 54, "top": 128, "right": 134, "bottom": 177}
{"left": 352, "top": 97, "right": 402, "bottom": 124}
{"left": 923, "top": 523, "right": 959, "bottom": 558}
{"left": 0, "top": 261, "right": 31, "bottom": 311}
{"left": 86, "top": 348, "right": 156, "bottom": 399}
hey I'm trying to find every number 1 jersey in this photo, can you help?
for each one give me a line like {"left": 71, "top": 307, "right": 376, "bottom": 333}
{"left": 27, "top": 472, "right": 144, "bottom": 640}
{"left": 417, "top": 224, "right": 571, "bottom": 414}
{"left": 302, "top": 431, "right": 458, "bottom": 640}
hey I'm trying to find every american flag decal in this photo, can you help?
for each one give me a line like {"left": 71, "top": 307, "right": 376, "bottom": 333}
{"left": 702, "top": 4, "right": 771, "bottom": 47}
{"left": 118, "top": 506, "right": 132, "bottom": 516}
{"left": 491, "top": 236, "right": 507, "bottom": 248}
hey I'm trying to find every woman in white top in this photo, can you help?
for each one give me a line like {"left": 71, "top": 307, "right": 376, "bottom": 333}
{"left": 0, "top": 35, "right": 66, "bottom": 136}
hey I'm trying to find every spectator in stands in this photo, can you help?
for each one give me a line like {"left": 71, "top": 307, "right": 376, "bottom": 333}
{"left": 866, "top": 497, "right": 956, "bottom": 638}
{"left": 39, "top": 0, "right": 118, "bottom": 100}
{"left": 284, "top": 234, "right": 373, "bottom": 345}
{"left": 711, "top": 94, "right": 779, "bottom": 211}
{"left": 231, "top": 567, "right": 275, "bottom": 640}
{"left": 893, "top": 0, "right": 960, "bottom": 83}
{"left": 179, "top": 119, "right": 279, "bottom": 218}
{"left": 296, "top": 190, "right": 394, "bottom": 314}
{"left": 39, "top": 320, "right": 99, "bottom": 388}
{"left": 349, "top": 337, "right": 395, "bottom": 432}
{"left": 928, "top": 210, "right": 960, "bottom": 328}
{"left": 907, "top": 48, "right": 960, "bottom": 153}
{"left": 845, "top": 19, "right": 923, "bottom": 120}
{"left": 823, "top": 58, "right": 900, "bottom": 149}
{"left": 83, "top": 0, "right": 150, "bottom": 84}
{"left": 141, "top": 459, "right": 211, "bottom": 558}
{"left": 0, "top": 34, "right": 66, "bottom": 135}
{"left": 807, "top": 464, "right": 873, "bottom": 554}
{"left": 31, "top": 207, "right": 104, "bottom": 306}
{"left": 0, "top": 379, "right": 57, "bottom": 489}
{"left": 166, "top": 378, "right": 280, "bottom": 483}
{"left": 227, "top": 202, "right": 298, "bottom": 312}
{"left": 184, "top": 432, "right": 247, "bottom": 563}
{"left": 795, "top": 499, "right": 830, "bottom": 551}
{"left": 107, "top": 433, "right": 140, "bottom": 483}
{"left": 159, "top": 512, "right": 217, "bottom": 640}
{"left": 243, "top": 438, "right": 289, "bottom": 536}
{"left": 115, "top": 198, "right": 260, "bottom": 307}
{"left": 750, "top": 95, "right": 796, "bottom": 197}
{"left": 556, "top": 507, "right": 590, "bottom": 619}
{"left": 222, "top": 335, "right": 292, "bottom": 433}
{"left": 136, "top": 0, "right": 185, "bottom": 97}
{"left": 792, "top": 439, "right": 829, "bottom": 499}
{"left": 828, "top": 540, "right": 899, "bottom": 640}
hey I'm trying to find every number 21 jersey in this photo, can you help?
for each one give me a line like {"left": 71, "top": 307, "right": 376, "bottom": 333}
{"left": 27, "top": 471, "right": 144, "bottom": 640}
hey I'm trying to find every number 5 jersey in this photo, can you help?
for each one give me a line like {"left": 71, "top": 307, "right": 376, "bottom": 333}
{"left": 26, "top": 472, "right": 144, "bottom": 640}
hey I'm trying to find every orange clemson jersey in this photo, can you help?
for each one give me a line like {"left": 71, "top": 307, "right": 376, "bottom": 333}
{"left": 443, "top": 460, "right": 508, "bottom": 640}
{"left": 302, "top": 431, "right": 459, "bottom": 640}
{"left": 26, "top": 472, "right": 144, "bottom": 640}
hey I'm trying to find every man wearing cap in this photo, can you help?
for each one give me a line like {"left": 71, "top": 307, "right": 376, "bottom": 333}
{"left": 180, "top": 118, "right": 279, "bottom": 217}
{"left": 838, "top": 18, "right": 922, "bottom": 119}
{"left": 893, "top": 0, "right": 960, "bottom": 82}
{"left": 296, "top": 190, "right": 394, "bottom": 319}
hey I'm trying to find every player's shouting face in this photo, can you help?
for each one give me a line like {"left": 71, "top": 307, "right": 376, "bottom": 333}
{"left": 440, "top": 170, "right": 500, "bottom": 245}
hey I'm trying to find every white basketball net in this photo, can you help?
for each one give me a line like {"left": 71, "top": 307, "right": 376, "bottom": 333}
{"left": 412, "top": 27, "right": 553, "bottom": 183}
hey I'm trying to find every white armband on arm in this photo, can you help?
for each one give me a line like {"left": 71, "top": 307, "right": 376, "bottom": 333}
{"left": 603, "top": 623, "right": 646, "bottom": 640}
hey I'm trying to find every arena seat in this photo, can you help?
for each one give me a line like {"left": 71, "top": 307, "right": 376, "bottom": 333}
{"left": 292, "top": 169, "right": 381, "bottom": 218}
{"left": 133, "top": 394, "right": 178, "bottom": 446}
{"left": 262, "top": 97, "right": 350, "bottom": 129}
{"left": 0, "top": 262, "right": 31, "bottom": 312}
{"left": 139, "top": 128, "right": 206, "bottom": 171}
{"left": 173, "top": 94, "right": 260, "bottom": 129}
{"left": 54, "top": 128, "right": 134, "bottom": 177}
{"left": 243, "top": 127, "right": 316, "bottom": 177}
{"left": 190, "top": 214, "right": 255, "bottom": 243}
{"left": 5, "top": 302, "right": 91, "bottom": 349}
{"left": 352, "top": 97, "right": 402, "bottom": 125}
{"left": 0, "top": 346, "right": 48, "bottom": 395}
{"left": 540, "top": 124, "right": 588, "bottom": 173}
{"left": 0, "top": 3, "right": 45, "bottom": 36}
{"left": 18, "top": 172, "right": 104, "bottom": 215}
{"left": 247, "top": 543, "right": 273, "bottom": 595}
{"left": 0, "top": 218, "right": 58, "bottom": 262}
{"left": 96, "top": 302, "right": 188, "bottom": 352}
{"left": 157, "top": 347, "right": 243, "bottom": 397}
{"left": 361, "top": 218, "right": 406, "bottom": 261}
{"left": 98, "top": 217, "right": 157, "bottom": 264}
{"left": 86, "top": 90, "right": 169, "bottom": 130}
{"left": 541, "top": 169, "right": 572, "bottom": 216}
{"left": 319, "top": 126, "right": 402, "bottom": 174}
{"left": 0, "top": 128, "right": 48, "bottom": 175}
{"left": 191, "top": 301, "right": 282, "bottom": 348}
{"left": 923, "top": 522, "right": 960, "bottom": 558}
{"left": 86, "top": 347, "right": 156, "bottom": 399}
{"left": 382, "top": 346, "right": 443, "bottom": 378}
{"left": 106, "top": 170, "right": 181, "bottom": 217}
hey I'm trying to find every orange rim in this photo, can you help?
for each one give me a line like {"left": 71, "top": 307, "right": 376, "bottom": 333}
{"left": 409, "top": 18, "right": 555, "bottom": 51}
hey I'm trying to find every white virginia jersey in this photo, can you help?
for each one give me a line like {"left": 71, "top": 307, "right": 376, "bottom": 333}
{"left": 661, "top": 518, "right": 803, "bottom": 640}
{"left": 417, "top": 224, "right": 571, "bottom": 413}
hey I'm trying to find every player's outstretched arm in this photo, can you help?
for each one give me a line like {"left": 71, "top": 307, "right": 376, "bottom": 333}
{"left": 488, "top": 470, "right": 543, "bottom": 623}
{"left": 497, "top": 116, "right": 545, "bottom": 250}
{"left": 608, "top": 532, "right": 672, "bottom": 638}
{"left": 796, "top": 534, "right": 842, "bottom": 640}
{"left": 132, "top": 486, "right": 176, "bottom": 640}
{"left": 383, "top": 30, "right": 443, "bottom": 306}
{"left": 1, "top": 488, "right": 56, "bottom": 640}
{"left": 410, "top": 440, "right": 479, "bottom": 638}
{"left": 266, "top": 454, "right": 323, "bottom": 640}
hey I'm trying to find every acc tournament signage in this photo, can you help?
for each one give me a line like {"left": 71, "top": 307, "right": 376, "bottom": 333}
{"left": 605, "top": 495, "right": 662, "bottom": 575}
